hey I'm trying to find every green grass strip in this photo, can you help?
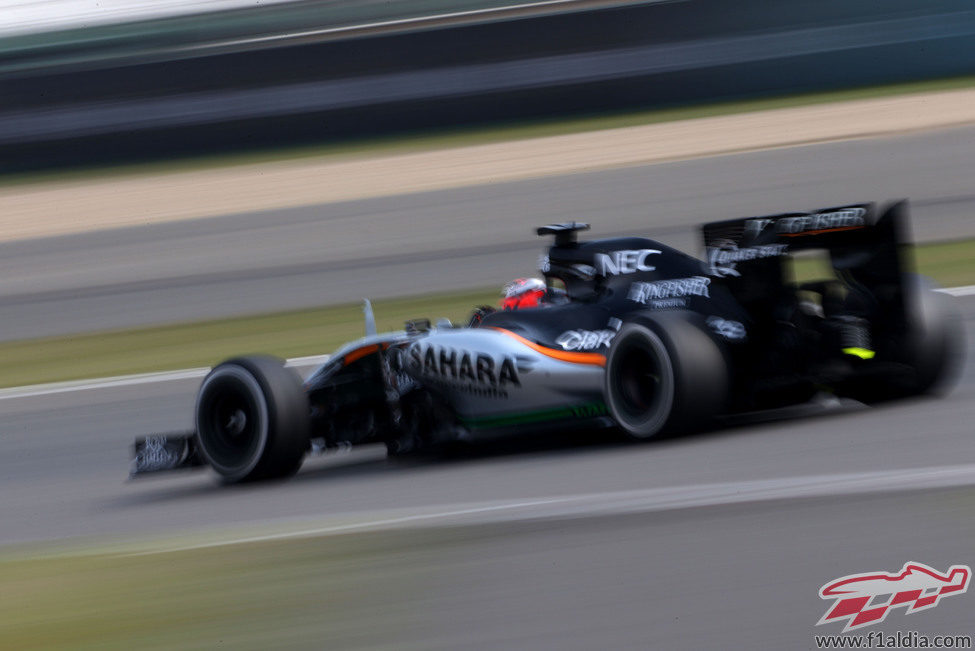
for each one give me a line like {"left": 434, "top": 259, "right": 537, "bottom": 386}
{"left": 0, "top": 287, "right": 499, "bottom": 388}
{"left": 0, "top": 238, "right": 970, "bottom": 389}
{"left": 0, "top": 527, "right": 461, "bottom": 650}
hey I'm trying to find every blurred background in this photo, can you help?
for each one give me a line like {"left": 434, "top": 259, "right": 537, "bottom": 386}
{"left": 4, "top": 0, "right": 975, "bottom": 169}
{"left": 1, "top": 1, "right": 975, "bottom": 648}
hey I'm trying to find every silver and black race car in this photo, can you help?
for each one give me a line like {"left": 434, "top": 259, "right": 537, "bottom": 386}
{"left": 132, "top": 200, "right": 963, "bottom": 483}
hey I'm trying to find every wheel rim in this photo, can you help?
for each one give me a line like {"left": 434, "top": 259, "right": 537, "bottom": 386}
{"left": 615, "top": 345, "right": 662, "bottom": 417}
{"left": 606, "top": 325, "right": 674, "bottom": 437}
{"left": 196, "top": 366, "right": 268, "bottom": 478}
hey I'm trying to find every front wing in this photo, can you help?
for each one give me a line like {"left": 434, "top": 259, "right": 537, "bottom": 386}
{"left": 130, "top": 432, "right": 203, "bottom": 477}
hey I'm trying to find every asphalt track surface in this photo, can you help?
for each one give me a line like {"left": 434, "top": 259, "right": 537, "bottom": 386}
{"left": 2, "top": 128, "right": 975, "bottom": 647}
{"left": 2, "top": 124, "right": 975, "bottom": 340}
{"left": 0, "top": 293, "right": 970, "bottom": 646}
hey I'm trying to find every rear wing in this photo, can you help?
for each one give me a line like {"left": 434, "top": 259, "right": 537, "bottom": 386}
{"left": 701, "top": 200, "right": 912, "bottom": 320}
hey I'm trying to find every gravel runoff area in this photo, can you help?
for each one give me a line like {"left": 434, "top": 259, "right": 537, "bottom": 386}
{"left": 2, "top": 87, "right": 975, "bottom": 244}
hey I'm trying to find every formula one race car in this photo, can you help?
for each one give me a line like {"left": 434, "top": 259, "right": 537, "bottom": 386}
{"left": 131, "top": 200, "right": 963, "bottom": 483}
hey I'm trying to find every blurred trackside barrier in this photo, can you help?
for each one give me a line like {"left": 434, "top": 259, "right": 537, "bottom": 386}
{"left": 1, "top": 0, "right": 975, "bottom": 171}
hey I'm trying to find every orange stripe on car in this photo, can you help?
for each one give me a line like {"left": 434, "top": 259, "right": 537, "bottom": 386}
{"left": 343, "top": 344, "right": 384, "bottom": 365}
{"left": 489, "top": 328, "right": 606, "bottom": 367}
{"left": 781, "top": 226, "right": 864, "bottom": 237}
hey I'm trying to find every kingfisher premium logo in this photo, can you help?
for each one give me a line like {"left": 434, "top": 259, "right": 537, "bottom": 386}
{"left": 627, "top": 276, "right": 711, "bottom": 306}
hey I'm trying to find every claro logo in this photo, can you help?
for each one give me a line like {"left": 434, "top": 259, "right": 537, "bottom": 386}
{"left": 594, "top": 249, "right": 661, "bottom": 275}
{"left": 556, "top": 319, "right": 622, "bottom": 351}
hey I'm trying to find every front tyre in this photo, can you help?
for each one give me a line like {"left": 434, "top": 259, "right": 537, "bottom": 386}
{"left": 195, "top": 356, "right": 309, "bottom": 483}
{"left": 604, "top": 313, "right": 729, "bottom": 440}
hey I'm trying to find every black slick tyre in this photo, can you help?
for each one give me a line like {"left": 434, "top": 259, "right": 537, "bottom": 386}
{"left": 604, "top": 312, "right": 728, "bottom": 440}
{"left": 195, "top": 355, "right": 309, "bottom": 483}
{"left": 851, "top": 276, "right": 964, "bottom": 403}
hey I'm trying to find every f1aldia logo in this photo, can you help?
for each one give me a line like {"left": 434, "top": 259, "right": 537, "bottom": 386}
{"left": 817, "top": 562, "right": 970, "bottom": 632}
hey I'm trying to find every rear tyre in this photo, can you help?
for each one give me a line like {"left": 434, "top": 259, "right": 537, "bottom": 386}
{"left": 195, "top": 356, "right": 309, "bottom": 483}
{"left": 851, "top": 276, "right": 964, "bottom": 403}
{"left": 902, "top": 283, "right": 964, "bottom": 396}
{"left": 604, "top": 312, "right": 728, "bottom": 440}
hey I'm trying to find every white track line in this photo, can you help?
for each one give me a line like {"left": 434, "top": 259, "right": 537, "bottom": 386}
{"left": 126, "top": 497, "right": 578, "bottom": 555}
{"left": 0, "top": 285, "right": 969, "bottom": 400}
{"left": 0, "top": 368, "right": 211, "bottom": 400}
{"left": 0, "top": 354, "right": 330, "bottom": 400}
{"left": 941, "top": 285, "right": 975, "bottom": 297}
{"left": 127, "top": 462, "right": 975, "bottom": 554}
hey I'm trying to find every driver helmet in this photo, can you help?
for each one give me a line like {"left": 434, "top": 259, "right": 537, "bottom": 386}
{"left": 500, "top": 277, "right": 546, "bottom": 310}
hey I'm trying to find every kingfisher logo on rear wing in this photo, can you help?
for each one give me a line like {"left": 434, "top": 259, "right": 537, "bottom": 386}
{"left": 705, "top": 203, "right": 875, "bottom": 252}
{"left": 746, "top": 207, "right": 868, "bottom": 238}
{"left": 817, "top": 562, "right": 971, "bottom": 632}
